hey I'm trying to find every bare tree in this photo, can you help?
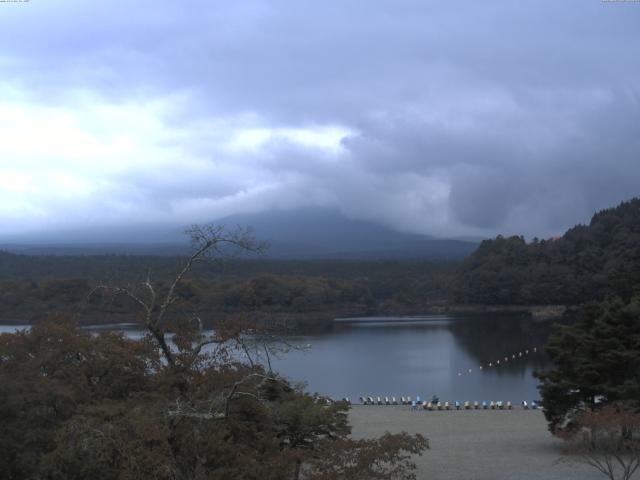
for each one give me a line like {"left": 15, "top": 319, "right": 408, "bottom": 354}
{"left": 91, "top": 224, "right": 267, "bottom": 367}
{"left": 232, "top": 314, "right": 311, "bottom": 374}
{"left": 561, "top": 406, "right": 640, "bottom": 480}
{"left": 88, "top": 223, "right": 317, "bottom": 423}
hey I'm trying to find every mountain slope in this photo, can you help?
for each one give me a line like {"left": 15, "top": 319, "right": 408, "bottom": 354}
{"left": 216, "top": 208, "right": 477, "bottom": 260}
{"left": 453, "top": 198, "right": 640, "bottom": 304}
{"left": 1, "top": 208, "right": 478, "bottom": 260}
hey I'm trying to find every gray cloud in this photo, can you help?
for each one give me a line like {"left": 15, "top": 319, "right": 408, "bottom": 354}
{"left": 0, "top": 0, "right": 639, "bottom": 239}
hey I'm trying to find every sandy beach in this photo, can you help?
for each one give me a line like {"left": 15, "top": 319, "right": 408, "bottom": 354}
{"left": 349, "top": 406, "right": 604, "bottom": 480}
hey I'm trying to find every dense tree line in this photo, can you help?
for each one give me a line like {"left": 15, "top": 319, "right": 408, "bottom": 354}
{"left": 0, "top": 252, "right": 455, "bottom": 284}
{"left": 453, "top": 198, "right": 640, "bottom": 305}
{"left": 0, "top": 275, "right": 371, "bottom": 318}
{"left": 0, "top": 257, "right": 455, "bottom": 327}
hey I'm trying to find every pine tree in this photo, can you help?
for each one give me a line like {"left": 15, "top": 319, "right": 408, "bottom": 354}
{"left": 536, "top": 296, "right": 640, "bottom": 433}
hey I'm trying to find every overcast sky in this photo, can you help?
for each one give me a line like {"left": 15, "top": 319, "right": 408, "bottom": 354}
{"left": 1, "top": 0, "right": 639, "bottom": 240}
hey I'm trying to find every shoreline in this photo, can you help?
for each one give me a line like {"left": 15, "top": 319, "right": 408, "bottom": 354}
{"left": 380, "top": 304, "right": 569, "bottom": 321}
{"left": 0, "top": 304, "right": 568, "bottom": 329}
{"left": 348, "top": 406, "right": 600, "bottom": 480}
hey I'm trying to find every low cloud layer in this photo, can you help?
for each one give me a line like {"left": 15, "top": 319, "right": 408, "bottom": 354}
{"left": 1, "top": 0, "right": 639, "bottom": 239}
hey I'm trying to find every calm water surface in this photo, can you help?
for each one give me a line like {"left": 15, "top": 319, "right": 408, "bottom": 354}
{"left": 270, "top": 315, "right": 552, "bottom": 402}
{"left": 1, "top": 314, "right": 553, "bottom": 402}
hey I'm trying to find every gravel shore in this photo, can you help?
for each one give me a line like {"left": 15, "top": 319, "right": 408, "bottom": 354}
{"left": 348, "top": 406, "right": 603, "bottom": 480}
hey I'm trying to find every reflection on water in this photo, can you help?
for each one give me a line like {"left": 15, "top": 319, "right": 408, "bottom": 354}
{"left": 270, "top": 314, "right": 556, "bottom": 402}
{"left": 0, "top": 314, "right": 559, "bottom": 402}
{"left": 0, "top": 324, "right": 30, "bottom": 334}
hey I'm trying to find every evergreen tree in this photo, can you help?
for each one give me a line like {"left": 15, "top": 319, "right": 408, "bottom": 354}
{"left": 536, "top": 296, "right": 640, "bottom": 433}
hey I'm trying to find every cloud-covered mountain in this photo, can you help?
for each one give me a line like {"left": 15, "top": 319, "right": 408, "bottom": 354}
{"left": 0, "top": 208, "right": 478, "bottom": 260}
{"left": 219, "top": 208, "right": 478, "bottom": 260}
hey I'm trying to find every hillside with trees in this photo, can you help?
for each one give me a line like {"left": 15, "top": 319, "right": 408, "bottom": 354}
{"left": 453, "top": 198, "right": 640, "bottom": 306}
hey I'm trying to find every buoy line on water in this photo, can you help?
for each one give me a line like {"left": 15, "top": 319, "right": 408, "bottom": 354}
{"left": 456, "top": 347, "right": 539, "bottom": 377}
{"left": 333, "top": 347, "right": 544, "bottom": 407}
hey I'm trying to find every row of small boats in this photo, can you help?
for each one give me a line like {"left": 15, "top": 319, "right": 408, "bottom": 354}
{"left": 352, "top": 396, "right": 541, "bottom": 410}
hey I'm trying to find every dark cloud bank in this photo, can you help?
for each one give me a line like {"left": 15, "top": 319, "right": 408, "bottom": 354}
{"left": 1, "top": 0, "right": 639, "bottom": 242}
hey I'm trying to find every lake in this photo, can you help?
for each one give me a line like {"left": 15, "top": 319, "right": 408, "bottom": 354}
{"left": 0, "top": 314, "right": 554, "bottom": 403}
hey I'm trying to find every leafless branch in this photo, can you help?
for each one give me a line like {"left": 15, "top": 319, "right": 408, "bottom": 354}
{"left": 89, "top": 224, "right": 267, "bottom": 367}
{"left": 562, "top": 406, "right": 640, "bottom": 480}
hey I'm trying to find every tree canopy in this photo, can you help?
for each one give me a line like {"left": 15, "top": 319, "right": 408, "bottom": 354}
{"left": 536, "top": 296, "right": 640, "bottom": 433}
{"left": 453, "top": 198, "right": 640, "bottom": 305}
{"left": 0, "top": 318, "right": 428, "bottom": 480}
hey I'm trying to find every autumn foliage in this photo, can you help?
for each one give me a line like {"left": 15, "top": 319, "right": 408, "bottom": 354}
{"left": 0, "top": 319, "right": 427, "bottom": 480}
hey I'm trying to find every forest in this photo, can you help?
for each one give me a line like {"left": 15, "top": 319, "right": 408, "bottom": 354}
{"left": 0, "top": 254, "right": 454, "bottom": 330}
{"left": 453, "top": 198, "right": 640, "bottom": 306}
